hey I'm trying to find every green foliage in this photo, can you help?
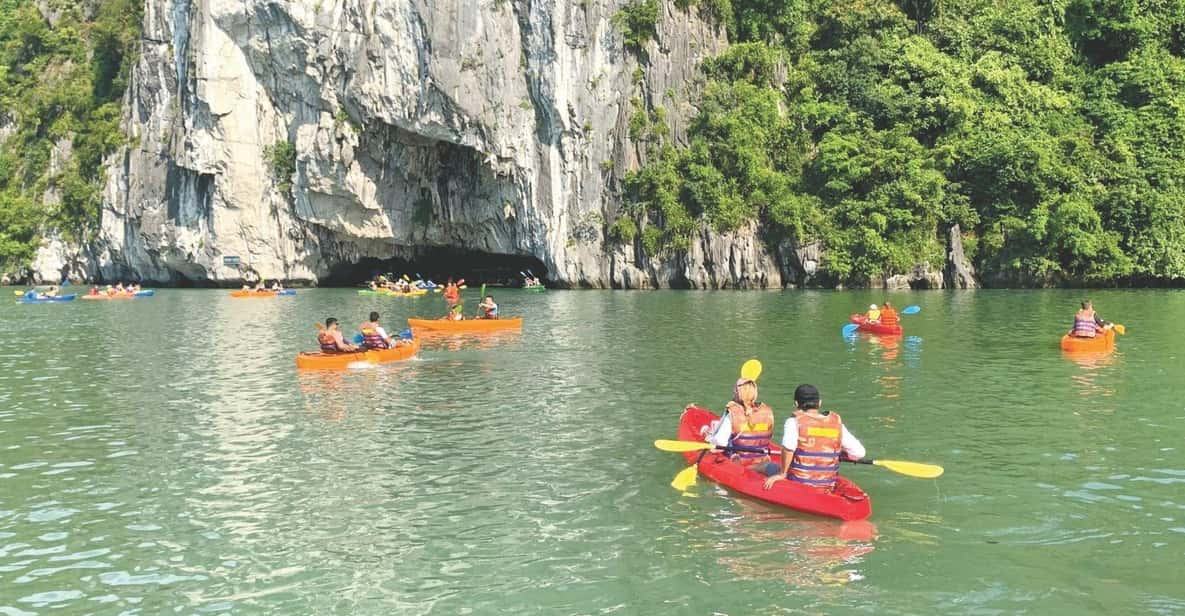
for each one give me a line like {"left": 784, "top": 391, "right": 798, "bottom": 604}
{"left": 613, "top": 0, "right": 659, "bottom": 53}
{"left": 264, "top": 141, "right": 297, "bottom": 194}
{"left": 609, "top": 216, "right": 638, "bottom": 243}
{"left": 628, "top": 0, "right": 1185, "bottom": 285}
{"left": 0, "top": 0, "right": 142, "bottom": 268}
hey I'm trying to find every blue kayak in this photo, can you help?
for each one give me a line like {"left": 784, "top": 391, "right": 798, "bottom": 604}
{"left": 19, "top": 294, "right": 77, "bottom": 304}
{"left": 277, "top": 289, "right": 297, "bottom": 296}
{"left": 134, "top": 289, "right": 155, "bottom": 297}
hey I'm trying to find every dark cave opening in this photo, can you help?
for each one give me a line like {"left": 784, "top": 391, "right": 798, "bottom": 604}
{"left": 323, "top": 248, "right": 549, "bottom": 287}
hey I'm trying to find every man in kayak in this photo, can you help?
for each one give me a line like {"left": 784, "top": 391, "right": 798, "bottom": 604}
{"left": 866, "top": 304, "right": 881, "bottom": 323}
{"left": 704, "top": 377, "right": 780, "bottom": 477}
{"left": 359, "top": 312, "right": 394, "bottom": 349}
{"left": 478, "top": 295, "right": 499, "bottom": 319}
{"left": 764, "top": 384, "right": 865, "bottom": 492}
{"left": 318, "top": 318, "right": 359, "bottom": 353}
{"left": 879, "top": 302, "right": 899, "bottom": 328}
{"left": 1070, "top": 300, "right": 1110, "bottom": 338}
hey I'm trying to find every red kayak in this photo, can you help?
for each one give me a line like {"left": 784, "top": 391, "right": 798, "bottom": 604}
{"left": 849, "top": 314, "right": 903, "bottom": 336}
{"left": 677, "top": 406, "right": 872, "bottom": 521}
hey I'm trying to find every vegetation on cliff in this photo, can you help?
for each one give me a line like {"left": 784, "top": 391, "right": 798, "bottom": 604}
{"left": 621, "top": 0, "right": 1185, "bottom": 286}
{"left": 0, "top": 0, "right": 142, "bottom": 270}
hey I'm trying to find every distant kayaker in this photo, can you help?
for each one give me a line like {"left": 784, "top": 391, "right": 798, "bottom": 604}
{"left": 318, "top": 318, "right": 359, "bottom": 353}
{"left": 704, "top": 377, "right": 780, "bottom": 477}
{"left": 1070, "top": 300, "right": 1110, "bottom": 338}
{"left": 271, "top": 280, "right": 283, "bottom": 291}
{"left": 764, "top": 384, "right": 866, "bottom": 492}
{"left": 879, "top": 302, "right": 899, "bottom": 328}
{"left": 866, "top": 304, "right": 881, "bottom": 323}
{"left": 478, "top": 295, "right": 499, "bottom": 319}
{"left": 359, "top": 312, "right": 394, "bottom": 349}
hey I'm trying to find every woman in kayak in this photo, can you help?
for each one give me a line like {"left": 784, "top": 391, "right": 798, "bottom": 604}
{"left": 318, "top": 318, "right": 359, "bottom": 353}
{"left": 478, "top": 295, "right": 499, "bottom": 319}
{"left": 764, "top": 384, "right": 866, "bottom": 492}
{"left": 359, "top": 312, "right": 394, "bottom": 349}
{"left": 879, "top": 302, "right": 899, "bottom": 328}
{"left": 1070, "top": 300, "right": 1110, "bottom": 338}
{"left": 704, "top": 377, "right": 780, "bottom": 477}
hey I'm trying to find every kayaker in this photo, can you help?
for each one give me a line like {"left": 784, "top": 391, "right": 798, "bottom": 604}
{"left": 317, "top": 318, "right": 359, "bottom": 353}
{"left": 866, "top": 304, "right": 881, "bottom": 323}
{"left": 447, "top": 304, "right": 464, "bottom": 321}
{"left": 271, "top": 280, "right": 283, "bottom": 291}
{"left": 1070, "top": 300, "right": 1110, "bottom": 338}
{"left": 444, "top": 278, "right": 461, "bottom": 309}
{"left": 764, "top": 384, "right": 866, "bottom": 492}
{"left": 880, "top": 302, "right": 899, "bottom": 328}
{"left": 704, "top": 377, "right": 780, "bottom": 477}
{"left": 359, "top": 311, "right": 394, "bottom": 349}
{"left": 478, "top": 295, "right": 499, "bottom": 319}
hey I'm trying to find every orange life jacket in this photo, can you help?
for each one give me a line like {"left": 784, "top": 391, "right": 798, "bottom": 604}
{"left": 880, "top": 309, "right": 899, "bottom": 326}
{"left": 444, "top": 284, "right": 460, "bottom": 303}
{"left": 788, "top": 410, "right": 844, "bottom": 490}
{"left": 359, "top": 324, "right": 388, "bottom": 349}
{"left": 318, "top": 331, "right": 345, "bottom": 353}
{"left": 729, "top": 404, "right": 774, "bottom": 465}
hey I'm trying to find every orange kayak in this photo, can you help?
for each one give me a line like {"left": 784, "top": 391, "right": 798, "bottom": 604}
{"left": 407, "top": 317, "right": 523, "bottom": 332}
{"left": 1060, "top": 328, "right": 1115, "bottom": 352}
{"left": 295, "top": 339, "right": 420, "bottom": 370}
{"left": 230, "top": 290, "right": 277, "bottom": 298}
{"left": 82, "top": 293, "right": 135, "bottom": 300}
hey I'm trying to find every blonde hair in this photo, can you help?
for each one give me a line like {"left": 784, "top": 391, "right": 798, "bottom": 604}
{"left": 736, "top": 381, "right": 758, "bottom": 406}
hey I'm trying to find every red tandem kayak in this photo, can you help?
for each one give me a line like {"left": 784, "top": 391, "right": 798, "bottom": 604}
{"left": 677, "top": 406, "right": 872, "bottom": 521}
{"left": 849, "top": 314, "right": 903, "bottom": 336}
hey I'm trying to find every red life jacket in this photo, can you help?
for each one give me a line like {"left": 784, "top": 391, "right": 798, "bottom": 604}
{"left": 788, "top": 410, "right": 844, "bottom": 490}
{"left": 359, "top": 324, "right": 388, "bottom": 349}
{"left": 729, "top": 404, "right": 774, "bottom": 465}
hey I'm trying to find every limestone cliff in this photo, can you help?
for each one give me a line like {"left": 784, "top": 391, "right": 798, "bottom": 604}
{"left": 25, "top": 0, "right": 972, "bottom": 289}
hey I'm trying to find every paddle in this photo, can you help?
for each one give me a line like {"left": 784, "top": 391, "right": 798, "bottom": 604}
{"left": 655, "top": 440, "right": 944, "bottom": 479}
{"left": 669, "top": 359, "right": 763, "bottom": 490}
{"left": 842, "top": 323, "right": 859, "bottom": 336}
{"left": 476, "top": 283, "right": 487, "bottom": 318}
{"left": 901, "top": 305, "right": 921, "bottom": 315}
{"left": 1113, "top": 323, "right": 1126, "bottom": 335}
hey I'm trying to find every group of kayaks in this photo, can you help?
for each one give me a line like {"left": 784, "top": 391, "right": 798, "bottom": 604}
{"left": 82, "top": 289, "right": 156, "bottom": 300}
{"left": 229, "top": 289, "right": 297, "bottom": 298}
{"left": 16, "top": 288, "right": 155, "bottom": 303}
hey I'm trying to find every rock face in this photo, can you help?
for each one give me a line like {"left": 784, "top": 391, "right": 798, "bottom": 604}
{"left": 24, "top": 0, "right": 978, "bottom": 288}
{"left": 73, "top": 0, "right": 765, "bottom": 287}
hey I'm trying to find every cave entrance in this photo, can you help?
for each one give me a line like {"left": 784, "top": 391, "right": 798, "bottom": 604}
{"left": 325, "top": 248, "right": 548, "bottom": 287}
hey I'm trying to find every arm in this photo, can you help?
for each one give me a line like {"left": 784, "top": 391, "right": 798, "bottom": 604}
{"left": 840, "top": 426, "right": 866, "bottom": 461}
{"left": 764, "top": 417, "right": 797, "bottom": 489}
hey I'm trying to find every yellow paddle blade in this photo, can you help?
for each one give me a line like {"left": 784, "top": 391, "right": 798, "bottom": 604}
{"left": 654, "top": 439, "right": 714, "bottom": 453}
{"left": 873, "top": 459, "right": 944, "bottom": 479}
{"left": 1113, "top": 324, "right": 1126, "bottom": 336}
{"left": 671, "top": 464, "right": 699, "bottom": 490}
{"left": 740, "top": 359, "right": 763, "bottom": 382}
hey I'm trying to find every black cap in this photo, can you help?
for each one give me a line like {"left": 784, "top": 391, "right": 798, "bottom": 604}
{"left": 794, "top": 384, "right": 820, "bottom": 406}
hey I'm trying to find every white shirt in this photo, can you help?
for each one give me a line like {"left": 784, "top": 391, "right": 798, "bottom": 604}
{"left": 374, "top": 325, "right": 389, "bottom": 341}
{"left": 780, "top": 414, "right": 866, "bottom": 460}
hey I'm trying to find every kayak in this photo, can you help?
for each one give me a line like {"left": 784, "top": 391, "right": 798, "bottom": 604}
{"left": 82, "top": 293, "right": 135, "bottom": 300}
{"left": 358, "top": 289, "right": 428, "bottom": 297}
{"left": 295, "top": 338, "right": 420, "bottom": 370}
{"left": 135, "top": 289, "right": 155, "bottom": 297}
{"left": 18, "top": 294, "right": 77, "bottom": 304}
{"left": 230, "top": 290, "right": 277, "bottom": 298}
{"left": 407, "top": 317, "right": 523, "bottom": 332}
{"left": 849, "top": 314, "right": 902, "bottom": 336}
{"left": 1060, "top": 328, "right": 1116, "bottom": 352}
{"left": 523, "top": 285, "right": 545, "bottom": 292}
{"left": 676, "top": 406, "right": 872, "bottom": 521}
{"left": 276, "top": 289, "right": 296, "bottom": 296}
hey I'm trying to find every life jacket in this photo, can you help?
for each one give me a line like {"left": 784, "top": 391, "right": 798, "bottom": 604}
{"left": 483, "top": 303, "right": 498, "bottom": 319}
{"left": 729, "top": 404, "right": 774, "bottom": 465}
{"left": 359, "top": 324, "right": 388, "bottom": 349}
{"left": 318, "top": 331, "right": 344, "bottom": 353}
{"left": 788, "top": 410, "right": 844, "bottom": 490}
{"left": 880, "top": 309, "right": 899, "bottom": 326}
{"left": 444, "top": 285, "right": 460, "bottom": 304}
{"left": 1072, "top": 310, "right": 1097, "bottom": 338}
{"left": 867, "top": 309, "right": 881, "bottom": 322}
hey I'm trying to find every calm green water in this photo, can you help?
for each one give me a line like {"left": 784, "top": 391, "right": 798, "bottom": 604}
{"left": 1, "top": 287, "right": 1183, "bottom": 614}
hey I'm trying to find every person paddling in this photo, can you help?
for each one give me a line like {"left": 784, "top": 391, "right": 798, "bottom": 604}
{"left": 764, "top": 384, "right": 865, "bottom": 492}
{"left": 879, "top": 302, "right": 899, "bottom": 328}
{"left": 704, "top": 376, "right": 780, "bottom": 477}
{"left": 443, "top": 278, "right": 463, "bottom": 318}
{"left": 1070, "top": 300, "right": 1110, "bottom": 338}
{"left": 866, "top": 304, "right": 881, "bottom": 323}
{"left": 317, "top": 318, "right": 359, "bottom": 353}
{"left": 359, "top": 311, "right": 394, "bottom": 349}
{"left": 478, "top": 295, "right": 499, "bottom": 319}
